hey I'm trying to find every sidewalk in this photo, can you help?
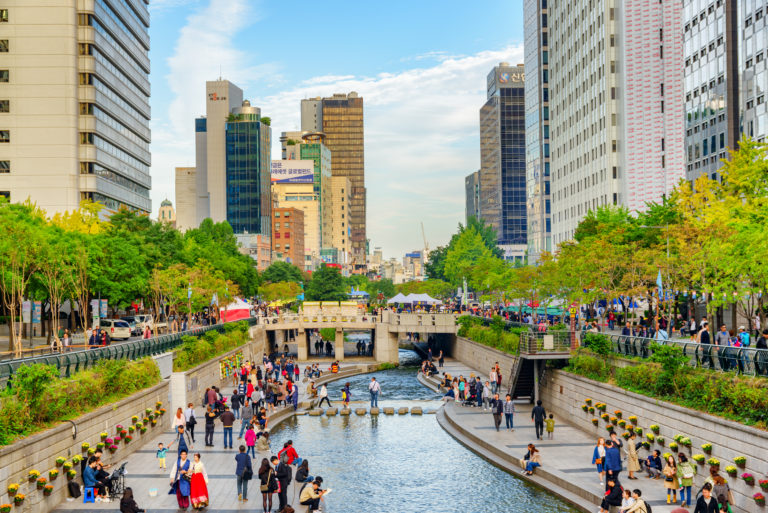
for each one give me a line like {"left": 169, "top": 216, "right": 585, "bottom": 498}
{"left": 438, "top": 386, "right": 683, "bottom": 513}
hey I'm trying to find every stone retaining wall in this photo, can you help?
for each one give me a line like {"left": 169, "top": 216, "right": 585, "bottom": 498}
{"left": 541, "top": 370, "right": 768, "bottom": 513}
{"left": 447, "top": 336, "right": 518, "bottom": 385}
{"left": 0, "top": 381, "right": 171, "bottom": 513}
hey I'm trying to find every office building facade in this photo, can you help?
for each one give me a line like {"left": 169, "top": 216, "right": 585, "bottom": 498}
{"left": 524, "top": 0, "right": 552, "bottom": 263}
{"left": 741, "top": 0, "right": 768, "bottom": 143}
{"left": 175, "top": 166, "right": 196, "bottom": 231}
{"left": 301, "top": 93, "right": 366, "bottom": 268}
{"left": 272, "top": 207, "right": 304, "bottom": 267}
{"left": 478, "top": 63, "right": 527, "bottom": 261}
{"left": 225, "top": 101, "right": 271, "bottom": 235}
{"left": 465, "top": 170, "right": 480, "bottom": 223}
{"left": 0, "top": 0, "right": 151, "bottom": 214}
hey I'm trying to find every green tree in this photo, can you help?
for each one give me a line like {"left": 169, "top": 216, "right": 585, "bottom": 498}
{"left": 262, "top": 261, "right": 304, "bottom": 284}
{"left": 425, "top": 245, "right": 449, "bottom": 281}
{"left": 459, "top": 216, "right": 504, "bottom": 259}
{"left": 304, "top": 264, "right": 347, "bottom": 301}
{"left": 443, "top": 228, "right": 494, "bottom": 286}
{"left": 258, "top": 281, "right": 301, "bottom": 302}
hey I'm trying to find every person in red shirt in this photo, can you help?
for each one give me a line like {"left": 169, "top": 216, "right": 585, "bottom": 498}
{"left": 278, "top": 441, "right": 300, "bottom": 465}
{"left": 246, "top": 379, "right": 254, "bottom": 400}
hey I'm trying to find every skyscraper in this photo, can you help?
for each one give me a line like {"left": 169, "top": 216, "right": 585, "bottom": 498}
{"left": 301, "top": 93, "right": 366, "bottom": 269}
{"left": 175, "top": 166, "right": 196, "bottom": 231}
{"left": 225, "top": 100, "right": 271, "bottom": 235}
{"left": 0, "top": 0, "right": 152, "bottom": 214}
{"left": 546, "top": 0, "right": 684, "bottom": 245}
{"left": 524, "top": 0, "right": 551, "bottom": 263}
{"left": 740, "top": 1, "right": 768, "bottom": 143}
{"left": 478, "top": 63, "right": 527, "bottom": 262}
{"left": 465, "top": 170, "right": 480, "bottom": 223}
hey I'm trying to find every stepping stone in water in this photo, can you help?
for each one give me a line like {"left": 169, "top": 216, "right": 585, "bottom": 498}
{"left": 355, "top": 408, "right": 367, "bottom": 415}
{"left": 326, "top": 408, "right": 338, "bottom": 416}
{"left": 383, "top": 407, "right": 395, "bottom": 415}
{"left": 340, "top": 408, "right": 351, "bottom": 416}
{"left": 370, "top": 407, "right": 380, "bottom": 415}
{"left": 307, "top": 410, "right": 322, "bottom": 416}
{"left": 411, "top": 407, "right": 423, "bottom": 415}
{"left": 397, "top": 407, "right": 408, "bottom": 415}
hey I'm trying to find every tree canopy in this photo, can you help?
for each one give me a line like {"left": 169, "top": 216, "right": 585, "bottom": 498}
{"left": 304, "top": 264, "right": 347, "bottom": 301}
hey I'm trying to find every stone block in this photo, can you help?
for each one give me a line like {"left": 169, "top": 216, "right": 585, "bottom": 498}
{"left": 383, "top": 407, "right": 395, "bottom": 415}
{"left": 410, "top": 407, "right": 423, "bottom": 415}
{"left": 370, "top": 408, "right": 380, "bottom": 415}
{"left": 308, "top": 410, "right": 324, "bottom": 416}
{"left": 397, "top": 407, "right": 408, "bottom": 415}
{"left": 340, "top": 408, "right": 351, "bottom": 416}
{"left": 325, "top": 407, "right": 338, "bottom": 416}
{"left": 355, "top": 408, "right": 367, "bottom": 416}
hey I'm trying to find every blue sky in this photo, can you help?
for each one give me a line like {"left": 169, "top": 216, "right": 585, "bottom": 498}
{"left": 148, "top": 0, "right": 523, "bottom": 258}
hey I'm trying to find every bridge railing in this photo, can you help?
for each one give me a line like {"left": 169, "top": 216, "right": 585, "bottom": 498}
{"left": 0, "top": 318, "right": 260, "bottom": 387}
{"left": 263, "top": 314, "right": 378, "bottom": 325}
{"left": 389, "top": 313, "right": 457, "bottom": 328}
{"left": 519, "top": 330, "right": 573, "bottom": 356}
{"left": 580, "top": 331, "right": 768, "bottom": 377}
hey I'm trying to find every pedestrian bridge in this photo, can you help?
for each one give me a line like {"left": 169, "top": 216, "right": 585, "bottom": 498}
{"left": 258, "top": 311, "right": 457, "bottom": 363}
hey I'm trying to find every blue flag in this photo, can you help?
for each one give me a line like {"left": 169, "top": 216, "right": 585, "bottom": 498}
{"left": 656, "top": 271, "right": 663, "bottom": 299}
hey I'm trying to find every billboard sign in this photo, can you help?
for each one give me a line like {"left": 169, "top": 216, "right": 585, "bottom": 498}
{"left": 271, "top": 160, "right": 314, "bottom": 184}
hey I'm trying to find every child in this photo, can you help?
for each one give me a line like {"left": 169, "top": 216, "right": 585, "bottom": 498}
{"left": 341, "top": 388, "right": 349, "bottom": 408}
{"left": 619, "top": 488, "right": 635, "bottom": 513}
{"left": 156, "top": 443, "right": 167, "bottom": 469}
{"left": 545, "top": 414, "right": 555, "bottom": 440}
{"left": 244, "top": 424, "right": 257, "bottom": 457}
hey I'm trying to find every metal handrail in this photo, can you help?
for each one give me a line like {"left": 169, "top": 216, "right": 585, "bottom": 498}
{"left": 580, "top": 331, "right": 768, "bottom": 378}
{"left": 0, "top": 318, "right": 260, "bottom": 387}
{"left": 519, "top": 330, "right": 573, "bottom": 355}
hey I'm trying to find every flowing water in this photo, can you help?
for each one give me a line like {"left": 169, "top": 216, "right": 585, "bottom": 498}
{"left": 267, "top": 350, "right": 581, "bottom": 513}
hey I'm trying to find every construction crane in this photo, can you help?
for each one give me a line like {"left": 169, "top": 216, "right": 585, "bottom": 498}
{"left": 421, "top": 222, "right": 429, "bottom": 263}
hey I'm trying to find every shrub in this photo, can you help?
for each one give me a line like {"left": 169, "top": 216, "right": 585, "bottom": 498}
{"left": 567, "top": 350, "right": 610, "bottom": 381}
{"left": 173, "top": 325, "right": 250, "bottom": 371}
{"left": 583, "top": 332, "right": 613, "bottom": 355}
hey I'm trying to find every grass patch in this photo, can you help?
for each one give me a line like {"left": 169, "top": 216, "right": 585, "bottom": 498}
{"left": 173, "top": 321, "right": 250, "bottom": 372}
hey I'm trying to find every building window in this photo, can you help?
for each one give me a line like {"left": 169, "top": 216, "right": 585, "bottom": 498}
{"left": 659, "top": 46, "right": 663, "bottom": 58}
{"left": 659, "top": 28, "right": 663, "bottom": 41}
{"left": 80, "top": 132, "right": 93, "bottom": 144}
{"left": 0, "top": 130, "right": 8, "bottom": 143}
{"left": 0, "top": 70, "right": 7, "bottom": 82}
{"left": 660, "top": 83, "right": 664, "bottom": 96}
{"left": 284, "top": 222, "right": 290, "bottom": 228}
{"left": 660, "top": 101, "right": 664, "bottom": 113}
{"left": 0, "top": 40, "right": 8, "bottom": 53}
{"left": 0, "top": 161, "right": 8, "bottom": 173}
{"left": 661, "top": 138, "right": 665, "bottom": 151}
{"left": 0, "top": 9, "right": 7, "bottom": 22}
{"left": 275, "top": 244, "right": 280, "bottom": 250}
{"left": 275, "top": 222, "right": 280, "bottom": 229}
{"left": 275, "top": 232, "right": 281, "bottom": 239}
{"left": 0, "top": 100, "right": 7, "bottom": 113}
{"left": 284, "top": 244, "right": 290, "bottom": 250}
{"left": 284, "top": 212, "right": 290, "bottom": 217}
{"left": 284, "top": 232, "right": 290, "bottom": 239}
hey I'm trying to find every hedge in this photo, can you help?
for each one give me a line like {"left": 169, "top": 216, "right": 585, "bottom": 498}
{"left": 565, "top": 349, "right": 768, "bottom": 429}
{"left": 457, "top": 315, "right": 522, "bottom": 354}
{"left": 0, "top": 358, "right": 160, "bottom": 446}
{"left": 173, "top": 321, "right": 250, "bottom": 371}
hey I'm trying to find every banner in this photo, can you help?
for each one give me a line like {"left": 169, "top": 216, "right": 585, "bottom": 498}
{"left": 32, "top": 301, "right": 41, "bottom": 324}
{"left": 22, "top": 301, "right": 31, "bottom": 324}
{"left": 271, "top": 160, "right": 314, "bottom": 184}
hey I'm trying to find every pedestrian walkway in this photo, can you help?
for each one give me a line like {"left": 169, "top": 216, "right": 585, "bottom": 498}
{"left": 438, "top": 381, "right": 682, "bottom": 513}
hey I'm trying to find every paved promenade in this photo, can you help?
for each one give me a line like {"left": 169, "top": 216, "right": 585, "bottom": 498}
{"left": 432, "top": 361, "right": 682, "bottom": 513}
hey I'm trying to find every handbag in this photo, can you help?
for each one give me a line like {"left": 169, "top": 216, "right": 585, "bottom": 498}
{"left": 260, "top": 470, "right": 273, "bottom": 492}
{"left": 182, "top": 473, "right": 192, "bottom": 482}
{"left": 243, "top": 468, "right": 253, "bottom": 481}
{"left": 665, "top": 475, "right": 674, "bottom": 482}
{"left": 595, "top": 458, "right": 603, "bottom": 465}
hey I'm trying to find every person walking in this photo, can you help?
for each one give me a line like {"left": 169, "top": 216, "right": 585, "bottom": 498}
{"left": 676, "top": 453, "right": 696, "bottom": 507}
{"left": 173, "top": 408, "right": 186, "bottom": 431}
{"left": 693, "top": 482, "right": 720, "bottom": 513}
{"left": 168, "top": 424, "right": 194, "bottom": 456}
{"left": 169, "top": 450, "right": 191, "bottom": 509}
{"left": 317, "top": 384, "right": 331, "bottom": 407}
{"left": 184, "top": 403, "right": 197, "bottom": 443}
{"left": 244, "top": 424, "right": 257, "bottom": 458}
{"left": 604, "top": 439, "right": 622, "bottom": 490}
{"left": 239, "top": 398, "right": 254, "bottom": 440}
{"left": 189, "top": 453, "right": 209, "bottom": 510}
{"left": 592, "top": 437, "right": 607, "bottom": 485}
{"left": 663, "top": 454, "right": 679, "bottom": 504}
{"left": 258, "top": 457, "right": 277, "bottom": 513}
{"left": 204, "top": 405, "right": 216, "bottom": 447}
{"left": 369, "top": 377, "right": 381, "bottom": 408}
{"left": 235, "top": 445, "right": 252, "bottom": 502}
{"left": 503, "top": 394, "right": 516, "bottom": 431}
{"left": 531, "top": 400, "right": 546, "bottom": 440}
{"left": 219, "top": 405, "right": 235, "bottom": 449}
{"left": 490, "top": 393, "right": 503, "bottom": 431}
{"left": 482, "top": 380, "right": 492, "bottom": 410}
{"left": 275, "top": 453, "right": 292, "bottom": 513}
{"left": 230, "top": 388, "right": 242, "bottom": 420}
{"left": 545, "top": 414, "right": 555, "bottom": 439}
{"left": 625, "top": 433, "right": 641, "bottom": 479}
{"left": 489, "top": 368, "right": 498, "bottom": 394}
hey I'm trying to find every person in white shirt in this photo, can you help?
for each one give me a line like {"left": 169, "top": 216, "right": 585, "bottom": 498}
{"left": 368, "top": 377, "right": 382, "bottom": 408}
{"left": 317, "top": 384, "right": 330, "bottom": 407}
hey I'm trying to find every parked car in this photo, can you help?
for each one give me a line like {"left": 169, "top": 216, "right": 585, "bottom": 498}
{"left": 100, "top": 319, "right": 132, "bottom": 340}
{"left": 121, "top": 317, "right": 143, "bottom": 336}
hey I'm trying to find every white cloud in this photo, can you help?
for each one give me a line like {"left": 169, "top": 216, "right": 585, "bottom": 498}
{"left": 150, "top": 1, "right": 522, "bottom": 258}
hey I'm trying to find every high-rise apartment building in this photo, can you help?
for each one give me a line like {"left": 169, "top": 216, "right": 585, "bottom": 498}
{"left": 175, "top": 166, "right": 196, "bottom": 231}
{"left": 301, "top": 93, "right": 366, "bottom": 269}
{"left": 464, "top": 170, "right": 480, "bottom": 223}
{"left": 0, "top": 0, "right": 152, "bottom": 214}
{"left": 478, "top": 63, "right": 527, "bottom": 262}
{"left": 272, "top": 207, "right": 304, "bottom": 267}
{"left": 225, "top": 100, "right": 271, "bottom": 235}
{"left": 546, "top": 0, "right": 684, "bottom": 245}
{"left": 741, "top": 1, "right": 768, "bottom": 143}
{"left": 524, "top": 0, "right": 552, "bottom": 263}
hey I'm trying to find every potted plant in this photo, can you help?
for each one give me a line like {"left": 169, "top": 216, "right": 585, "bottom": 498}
{"left": 628, "top": 415, "right": 638, "bottom": 424}
{"left": 49, "top": 469, "right": 59, "bottom": 481}
{"left": 614, "top": 410, "right": 622, "bottom": 419}
{"left": 692, "top": 454, "right": 706, "bottom": 464}
{"left": 81, "top": 442, "right": 90, "bottom": 452}
{"left": 105, "top": 438, "right": 113, "bottom": 445}
{"left": 96, "top": 442, "right": 105, "bottom": 450}
{"left": 588, "top": 406, "right": 595, "bottom": 414}
{"left": 66, "top": 470, "right": 77, "bottom": 480}
{"left": 735, "top": 456, "right": 747, "bottom": 467}
{"left": 125, "top": 435, "right": 133, "bottom": 444}
{"left": 597, "top": 403, "right": 607, "bottom": 412}
{"left": 120, "top": 429, "right": 128, "bottom": 437}
{"left": 706, "top": 458, "right": 720, "bottom": 467}
{"left": 725, "top": 466, "right": 738, "bottom": 477}
{"left": 601, "top": 413, "right": 610, "bottom": 421}
{"left": 743, "top": 473, "right": 756, "bottom": 485}
{"left": 140, "top": 426, "right": 147, "bottom": 434}
{"left": 114, "top": 436, "right": 122, "bottom": 443}
{"left": 28, "top": 470, "right": 40, "bottom": 482}
{"left": 755, "top": 492, "right": 766, "bottom": 506}
{"left": 610, "top": 416, "right": 618, "bottom": 424}
{"left": 635, "top": 427, "right": 644, "bottom": 436}
{"left": 115, "top": 424, "right": 123, "bottom": 433}
{"left": 128, "top": 426, "right": 135, "bottom": 433}
{"left": 13, "top": 494, "right": 25, "bottom": 506}
{"left": 701, "top": 443, "right": 713, "bottom": 454}
{"left": 43, "top": 485, "right": 54, "bottom": 496}
{"left": 1, "top": 504, "right": 11, "bottom": 513}
{"left": 145, "top": 408, "right": 152, "bottom": 415}
{"left": 72, "top": 455, "right": 83, "bottom": 465}
{"left": 627, "top": 425, "right": 635, "bottom": 433}
{"left": 650, "top": 424, "right": 660, "bottom": 434}
{"left": 7, "top": 484, "right": 19, "bottom": 496}
{"left": 657, "top": 437, "right": 665, "bottom": 445}
{"left": 55, "top": 457, "right": 66, "bottom": 467}
{"left": 108, "top": 444, "right": 118, "bottom": 454}
{"left": 622, "top": 431, "right": 631, "bottom": 440}
{"left": 680, "top": 437, "right": 692, "bottom": 448}
{"left": 156, "top": 401, "right": 163, "bottom": 409}
{"left": 618, "top": 420, "right": 627, "bottom": 428}
{"left": 646, "top": 433, "right": 655, "bottom": 442}
{"left": 131, "top": 415, "right": 139, "bottom": 424}
{"left": 662, "top": 452, "right": 672, "bottom": 460}
{"left": 606, "top": 425, "right": 615, "bottom": 433}
{"left": 142, "top": 418, "right": 149, "bottom": 425}
{"left": 642, "top": 441, "right": 651, "bottom": 450}
{"left": 88, "top": 448, "right": 96, "bottom": 456}
{"left": 673, "top": 434, "right": 684, "bottom": 443}
{"left": 151, "top": 419, "right": 157, "bottom": 426}
{"left": 62, "top": 461, "right": 72, "bottom": 471}
{"left": 585, "top": 398, "right": 593, "bottom": 405}
{"left": 581, "top": 404, "right": 588, "bottom": 412}
{"left": 160, "top": 408, "right": 167, "bottom": 415}
{"left": 759, "top": 480, "right": 768, "bottom": 491}
{"left": 669, "top": 441, "right": 679, "bottom": 451}
{"left": 100, "top": 432, "right": 108, "bottom": 441}
{"left": 592, "top": 418, "right": 599, "bottom": 426}
{"left": 36, "top": 477, "right": 47, "bottom": 490}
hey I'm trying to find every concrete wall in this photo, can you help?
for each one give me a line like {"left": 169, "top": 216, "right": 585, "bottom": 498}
{"left": 541, "top": 370, "right": 768, "bottom": 513}
{"left": 446, "top": 336, "right": 518, "bottom": 385}
{"left": 0, "top": 381, "right": 171, "bottom": 513}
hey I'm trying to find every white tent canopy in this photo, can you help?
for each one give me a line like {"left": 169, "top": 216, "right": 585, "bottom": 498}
{"left": 387, "top": 293, "right": 409, "bottom": 304}
{"left": 410, "top": 293, "right": 442, "bottom": 305}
